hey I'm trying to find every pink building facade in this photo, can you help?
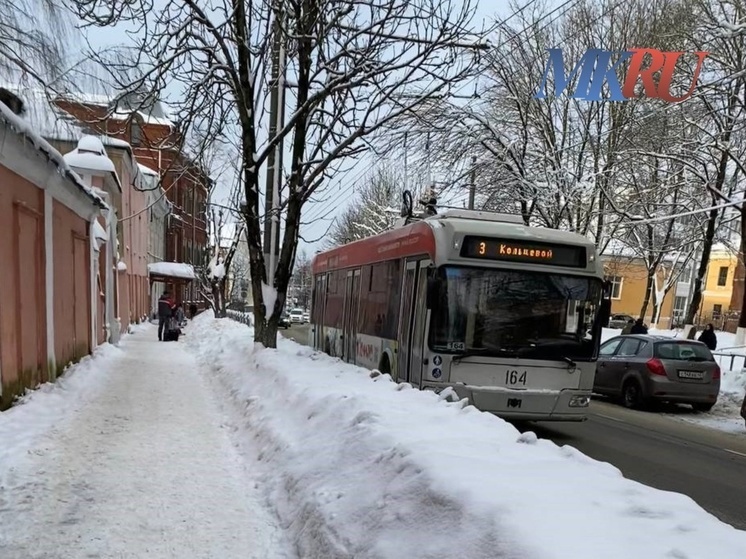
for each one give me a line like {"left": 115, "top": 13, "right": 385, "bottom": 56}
{"left": 0, "top": 100, "right": 107, "bottom": 409}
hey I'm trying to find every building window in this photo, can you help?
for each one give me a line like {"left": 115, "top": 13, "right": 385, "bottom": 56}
{"left": 679, "top": 264, "right": 692, "bottom": 284}
{"left": 605, "top": 275, "right": 623, "bottom": 299}
{"left": 131, "top": 118, "right": 142, "bottom": 146}
{"left": 713, "top": 304, "right": 723, "bottom": 319}
{"left": 673, "top": 296, "right": 687, "bottom": 324}
{"left": 717, "top": 266, "right": 728, "bottom": 287}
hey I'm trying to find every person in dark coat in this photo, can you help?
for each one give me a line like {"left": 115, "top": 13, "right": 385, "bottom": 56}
{"left": 621, "top": 319, "right": 635, "bottom": 335}
{"left": 157, "top": 291, "right": 175, "bottom": 341}
{"left": 630, "top": 318, "right": 648, "bottom": 334}
{"left": 698, "top": 323, "right": 717, "bottom": 351}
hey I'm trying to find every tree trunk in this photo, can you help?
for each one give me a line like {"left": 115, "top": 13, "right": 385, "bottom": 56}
{"left": 738, "top": 202, "right": 746, "bottom": 329}
{"left": 651, "top": 301, "right": 661, "bottom": 328}
{"left": 684, "top": 204, "right": 719, "bottom": 325}
{"left": 639, "top": 272, "right": 653, "bottom": 320}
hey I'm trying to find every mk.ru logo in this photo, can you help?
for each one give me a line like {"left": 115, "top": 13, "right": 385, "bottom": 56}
{"left": 534, "top": 48, "right": 708, "bottom": 102}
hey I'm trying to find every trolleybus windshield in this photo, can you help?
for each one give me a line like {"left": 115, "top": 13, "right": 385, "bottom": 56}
{"left": 429, "top": 266, "right": 603, "bottom": 360}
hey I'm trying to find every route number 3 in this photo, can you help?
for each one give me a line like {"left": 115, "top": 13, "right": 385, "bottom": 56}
{"left": 478, "top": 242, "right": 486, "bottom": 255}
{"left": 505, "top": 370, "right": 527, "bottom": 385}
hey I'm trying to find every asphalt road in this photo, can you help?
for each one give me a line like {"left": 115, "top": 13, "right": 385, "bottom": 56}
{"left": 282, "top": 324, "right": 746, "bottom": 530}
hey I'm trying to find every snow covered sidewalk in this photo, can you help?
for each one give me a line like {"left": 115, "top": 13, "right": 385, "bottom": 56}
{"left": 0, "top": 325, "right": 294, "bottom": 559}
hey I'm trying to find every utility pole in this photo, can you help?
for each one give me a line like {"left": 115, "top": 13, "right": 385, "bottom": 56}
{"left": 468, "top": 155, "right": 476, "bottom": 210}
{"left": 263, "top": 0, "right": 286, "bottom": 303}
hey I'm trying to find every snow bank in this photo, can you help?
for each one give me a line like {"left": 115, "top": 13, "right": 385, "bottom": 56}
{"left": 189, "top": 314, "right": 746, "bottom": 559}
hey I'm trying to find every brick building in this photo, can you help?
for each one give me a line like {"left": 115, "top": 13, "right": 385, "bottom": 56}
{"left": 55, "top": 93, "right": 210, "bottom": 303}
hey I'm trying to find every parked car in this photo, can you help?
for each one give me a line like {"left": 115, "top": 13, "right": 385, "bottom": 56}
{"left": 594, "top": 335, "right": 720, "bottom": 411}
{"left": 289, "top": 308, "right": 305, "bottom": 324}
{"left": 302, "top": 310, "right": 310, "bottom": 323}
{"left": 608, "top": 313, "right": 635, "bottom": 329}
{"left": 278, "top": 313, "right": 291, "bottom": 329}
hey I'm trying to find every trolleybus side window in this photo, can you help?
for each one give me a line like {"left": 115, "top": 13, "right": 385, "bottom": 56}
{"left": 428, "top": 266, "right": 602, "bottom": 360}
{"left": 324, "top": 270, "right": 345, "bottom": 329}
{"left": 358, "top": 260, "right": 402, "bottom": 340}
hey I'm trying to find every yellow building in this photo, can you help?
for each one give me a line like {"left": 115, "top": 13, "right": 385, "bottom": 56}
{"left": 601, "top": 243, "right": 738, "bottom": 329}
{"left": 700, "top": 244, "right": 738, "bottom": 324}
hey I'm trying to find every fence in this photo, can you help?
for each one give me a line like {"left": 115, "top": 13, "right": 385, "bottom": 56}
{"left": 712, "top": 348, "right": 746, "bottom": 372}
{"left": 226, "top": 309, "right": 254, "bottom": 327}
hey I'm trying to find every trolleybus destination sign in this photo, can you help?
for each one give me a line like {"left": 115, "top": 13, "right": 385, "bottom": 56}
{"left": 460, "top": 236, "right": 587, "bottom": 268}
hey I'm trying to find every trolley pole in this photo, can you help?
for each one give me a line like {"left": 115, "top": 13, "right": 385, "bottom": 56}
{"left": 468, "top": 155, "right": 476, "bottom": 210}
{"left": 263, "top": 0, "right": 286, "bottom": 302}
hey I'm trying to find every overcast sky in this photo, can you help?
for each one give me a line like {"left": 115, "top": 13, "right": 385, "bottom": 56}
{"left": 73, "top": 1, "right": 554, "bottom": 256}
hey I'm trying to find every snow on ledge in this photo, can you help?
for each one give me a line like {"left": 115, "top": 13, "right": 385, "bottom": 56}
{"left": 148, "top": 262, "right": 195, "bottom": 280}
{"left": 116, "top": 261, "right": 127, "bottom": 272}
{"left": 0, "top": 101, "right": 106, "bottom": 209}
{"left": 188, "top": 313, "right": 746, "bottom": 559}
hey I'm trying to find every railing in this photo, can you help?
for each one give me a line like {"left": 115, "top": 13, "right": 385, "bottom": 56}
{"left": 712, "top": 347, "right": 746, "bottom": 371}
{"left": 226, "top": 309, "right": 253, "bottom": 327}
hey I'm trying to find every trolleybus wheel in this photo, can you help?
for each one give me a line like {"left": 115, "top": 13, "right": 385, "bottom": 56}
{"left": 379, "top": 355, "right": 392, "bottom": 381}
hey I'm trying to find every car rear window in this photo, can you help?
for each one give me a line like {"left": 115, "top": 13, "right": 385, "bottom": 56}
{"left": 654, "top": 342, "right": 713, "bottom": 361}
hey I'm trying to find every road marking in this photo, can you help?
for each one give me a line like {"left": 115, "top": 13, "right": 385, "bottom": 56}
{"left": 595, "top": 413, "right": 627, "bottom": 424}
{"left": 723, "top": 448, "right": 746, "bottom": 458}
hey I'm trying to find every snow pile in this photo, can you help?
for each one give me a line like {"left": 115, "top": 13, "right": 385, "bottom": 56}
{"left": 189, "top": 314, "right": 746, "bottom": 559}
{"left": 147, "top": 261, "right": 196, "bottom": 279}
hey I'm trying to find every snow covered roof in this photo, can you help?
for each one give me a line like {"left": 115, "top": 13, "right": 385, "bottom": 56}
{"left": 0, "top": 100, "right": 106, "bottom": 209}
{"left": 63, "top": 136, "right": 121, "bottom": 189}
{"left": 0, "top": 85, "right": 133, "bottom": 152}
{"left": 61, "top": 89, "right": 174, "bottom": 127}
{"left": 148, "top": 262, "right": 196, "bottom": 280}
{"left": 138, "top": 163, "right": 158, "bottom": 177}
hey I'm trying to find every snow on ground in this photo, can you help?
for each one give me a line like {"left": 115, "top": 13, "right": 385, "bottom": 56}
{"left": 602, "top": 327, "right": 746, "bottom": 434}
{"left": 0, "top": 324, "right": 294, "bottom": 559}
{"left": 188, "top": 313, "right": 746, "bottom": 559}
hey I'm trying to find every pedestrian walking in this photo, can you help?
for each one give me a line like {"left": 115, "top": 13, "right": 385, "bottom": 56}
{"left": 698, "top": 323, "right": 717, "bottom": 351}
{"left": 157, "top": 291, "right": 175, "bottom": 341}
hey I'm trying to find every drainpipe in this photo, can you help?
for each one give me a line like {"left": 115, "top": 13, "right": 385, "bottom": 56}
{"left": 89, "top": 213, "right": 98, "bottom": 351}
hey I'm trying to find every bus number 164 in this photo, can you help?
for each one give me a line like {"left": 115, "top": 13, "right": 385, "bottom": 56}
{"left": 505, "top": 370, "right": 527, "bottom": 386}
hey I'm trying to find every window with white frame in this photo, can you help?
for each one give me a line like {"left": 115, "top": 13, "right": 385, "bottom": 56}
{"left": 604, "top": 275, "right": 623, "bottom": 299}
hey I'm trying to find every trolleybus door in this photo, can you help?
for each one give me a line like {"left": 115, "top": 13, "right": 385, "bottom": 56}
{"left": 312, "top": 274, "right": 327, "bottom": 350}
{"left": 398, "top": 259, "right": 430, "bottom": 386}
{"left": 409, "top": 260, "right": 431, "bottom": 387}
{"left": 397, "top": 261, "right": 419, "bottom": 382}
{"left": 342, "top": 269, "right": 361, "bottom": 363}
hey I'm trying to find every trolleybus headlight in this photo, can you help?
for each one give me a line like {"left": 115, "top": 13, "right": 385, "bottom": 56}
{"left": 569, "top": 395, "right": 590, "bottom": 408}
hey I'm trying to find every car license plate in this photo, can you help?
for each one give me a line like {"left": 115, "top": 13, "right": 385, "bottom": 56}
{"left": 678, "top": 370, "right": 705, "bottom": 380}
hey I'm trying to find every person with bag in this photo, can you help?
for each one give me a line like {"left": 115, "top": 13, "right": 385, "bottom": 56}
{"left": 157, "top": 291, "right": 176, "bottom": 341}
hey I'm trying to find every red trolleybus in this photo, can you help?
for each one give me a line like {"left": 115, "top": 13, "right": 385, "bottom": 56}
{"left": 310, "top": 208, "right": 611, "bottom": 422}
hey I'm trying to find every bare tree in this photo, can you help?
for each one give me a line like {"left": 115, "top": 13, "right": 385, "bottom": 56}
{"left": 328, "top": 166, "right": 403, "bottom": 246}
{"left": 0, "top": 0, "right": 76, "bottom": 88}
{"left": 73, "top": 0, "right": 489, "bottom": 347}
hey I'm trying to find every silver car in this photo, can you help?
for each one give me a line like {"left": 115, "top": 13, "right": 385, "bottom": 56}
{"left": 594, "top": 335, "right": 720, "bottom": 411}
